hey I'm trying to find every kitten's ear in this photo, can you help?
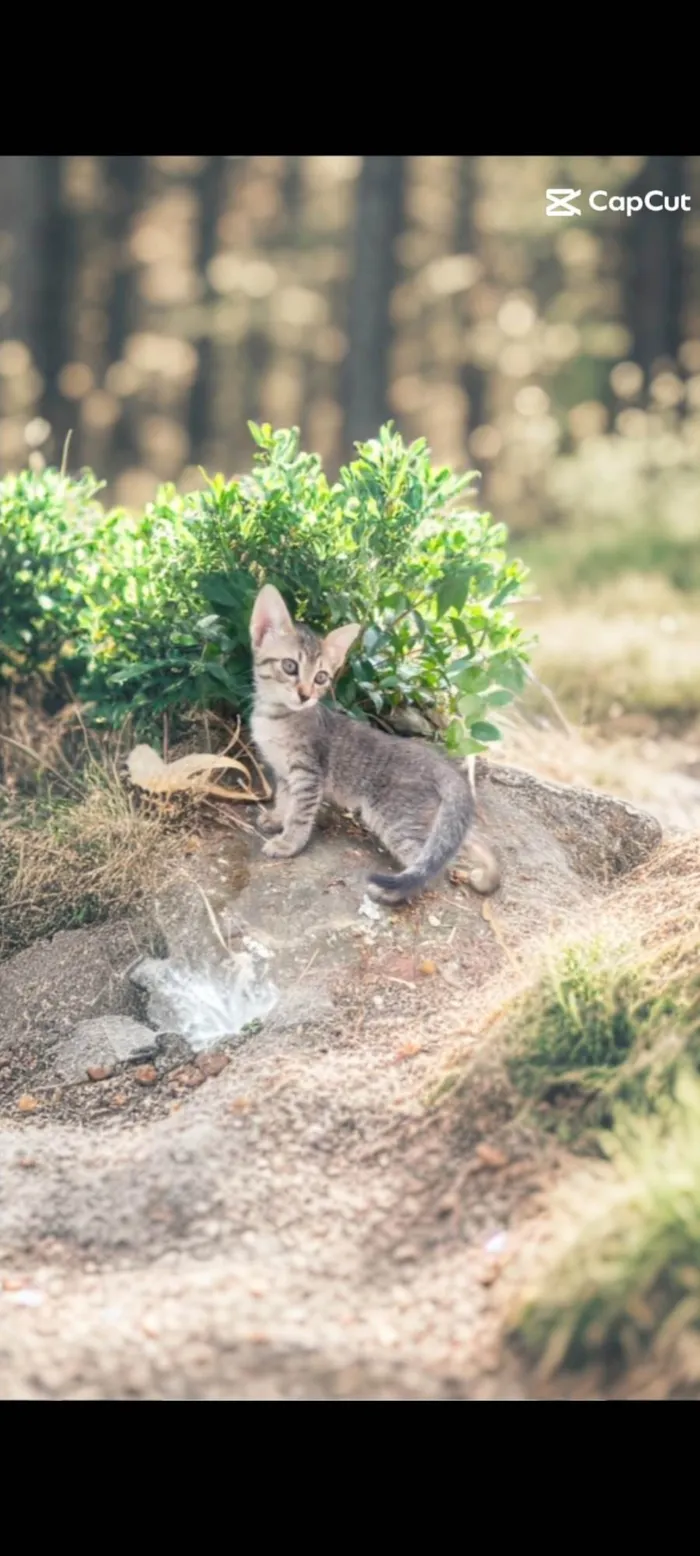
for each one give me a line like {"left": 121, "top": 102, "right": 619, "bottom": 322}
{"left": 323, "top": 623, "right": 362, "bottom": 674}
{"left": 250, "top": 584, "right": 295, "bottom": 647}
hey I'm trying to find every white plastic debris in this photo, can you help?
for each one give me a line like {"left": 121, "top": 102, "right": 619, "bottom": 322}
{"left": 484, "top": 1231, "right": 508, "bottom": 1256}
{"left": 358, "top": 895, "right": 383, "bottom": 921}
{"left": 6, "top": 1288, "right": 44, "bottom": 1307}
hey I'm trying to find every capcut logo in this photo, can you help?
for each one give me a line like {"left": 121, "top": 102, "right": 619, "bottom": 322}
{"left": 546, "top": 188, "right": 691, "bottom": 218}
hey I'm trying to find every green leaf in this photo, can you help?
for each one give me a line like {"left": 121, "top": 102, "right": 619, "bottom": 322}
{"left": 494, "top": 661, "right": 526, "bottom": 693}
{"left": 453, "top": 665, "right": 489, "bottom": 695}
{"left": 456, "top": 692, "right": 483, "bottom": 719}
{"left": 490, "top": 578, "right": 520, "bottom": 609}
{"left": 198, "top": 576, "right": 240, "bottom": 610}
{"left": 469, "top": 720, "right": 502, "bottom": 742}
{"left": 456, "top": 735, "right": 487, "bottom": 756}
{"left": 436, "top": 571, "right": 470, "bottom": 617}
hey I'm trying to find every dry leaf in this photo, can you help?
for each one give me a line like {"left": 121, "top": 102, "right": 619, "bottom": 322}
{"left": 393, "top": 1041, "right": 423, "bottom": 1062}
{"left": 480, "top": 900, "right": 519, "bottom": 967}
{"left": 475, "top": 1142, "right": 508, "bottom": 1170}
{"left": 127, "top": 743, "right": 267, "bottom": 802}
{"left": 17, "top": 1094, "right": 38, "bottom": 1113}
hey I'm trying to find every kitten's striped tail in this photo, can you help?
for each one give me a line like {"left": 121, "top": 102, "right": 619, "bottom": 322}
{"left": 367, "top": 784, "right": 475, "bottom": 903}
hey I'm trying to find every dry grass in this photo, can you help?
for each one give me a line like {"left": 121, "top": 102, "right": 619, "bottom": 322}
{"left": 526, "top": 575, "right": 700, "bottom": 729}
{"left": 0, "top": 697, "right": 265, "bottom": 961}
{"left": 0, "top": 756, "right": 183, "bottom": 959}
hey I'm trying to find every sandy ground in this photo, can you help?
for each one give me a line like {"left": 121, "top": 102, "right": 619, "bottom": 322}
{"left": 0, "top": 755, "right": 685, "bottom": 1400}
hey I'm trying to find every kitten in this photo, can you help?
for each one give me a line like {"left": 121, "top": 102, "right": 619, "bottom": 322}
{"left": 250, "top": 584, "right": 500, "bottom": 905}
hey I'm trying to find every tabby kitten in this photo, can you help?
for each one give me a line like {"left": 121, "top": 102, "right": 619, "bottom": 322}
{"left": 250, "top": 584, "right": 499, "bottom": 905}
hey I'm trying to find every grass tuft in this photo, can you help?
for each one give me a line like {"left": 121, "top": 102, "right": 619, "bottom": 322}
{"left": 509, "top": 1069, "right": 700, "bottom": 1382}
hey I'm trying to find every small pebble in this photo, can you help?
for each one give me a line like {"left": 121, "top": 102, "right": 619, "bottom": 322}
{"left": 134, "top": 1065, "right": 158, "bottom": 1086}
{"left": 475, "top": 1143, "right": 508, "bottom": 1170}
{"left": 393, "top": 1243, "right": 419, "bottom": 1264}
{"left": 176, "top": 1067, "right": 206, "bottom": 1089}
{"left": 195, "top": 1052, "right": 230, "bottom": 1078}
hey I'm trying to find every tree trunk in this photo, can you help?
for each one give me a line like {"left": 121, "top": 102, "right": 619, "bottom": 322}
{"left": 455, "top": 157, "right": 485, "bottom": 437}
{"left": 627, "top": 155, "right": 685, "bottom": 380}
{"left": 104, "top": 156, "right": 144, "bottom": 478}
{"left": 0, "top": 156, "right": 45, "bottom": 369}
{"left": 37, "top": 157, "right": 77, "bottom": 464}
{"left": 189, "top": 155, "right": 229, "bottom": 468}
{"left": 343, "top": 156, "right": 405, "bottom": 455}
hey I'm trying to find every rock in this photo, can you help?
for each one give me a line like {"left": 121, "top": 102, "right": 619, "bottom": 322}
{"left": 0, "top": 919, "right": 156, "bottom": 1070}
{"left": 195, "top": 1052, "right": 230, "bottom": 1077}
{"left": 393, "top": 1243, "right": 419, "bottom": 1264}
{"left": 386, "top": 707, "right": 435, "bottom": 739}
{"left": 172, "top": 1065, "right": 206, "bottom": 1089}
{"left": 58, "top": 1016, "right": 159, "bottom": 1086}
{"left": 134, "top": 1065, "right": 159, "bottom": 1087}
{"left": 475, "top": 760, "right": 662, "bottom": 881}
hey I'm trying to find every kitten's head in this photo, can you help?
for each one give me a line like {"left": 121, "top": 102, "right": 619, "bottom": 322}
{"left": 250, "top": 584, "right": 360, "bottom": 713}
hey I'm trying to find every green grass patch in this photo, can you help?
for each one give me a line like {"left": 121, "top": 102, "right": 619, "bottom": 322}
{"left": 509, "top": 1069, "right": 700, "bottom": 1382}
{"left": 504, "top": 926, "right": 699, "bottom": 1139}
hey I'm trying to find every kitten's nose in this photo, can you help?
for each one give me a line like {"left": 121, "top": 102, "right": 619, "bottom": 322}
{"left": 298, "top": 687, "right": 310, "bottom": 703}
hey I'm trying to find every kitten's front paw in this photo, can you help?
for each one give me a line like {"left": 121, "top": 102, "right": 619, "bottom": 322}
{"left": 261, "top": 837, "right": 296, "bottom": 859}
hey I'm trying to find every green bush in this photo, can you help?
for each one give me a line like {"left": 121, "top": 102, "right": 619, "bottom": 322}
{"left": 0, "top": 423, "right": 530, "bottom": 751}
{"left": 0, "top": 466, "right": 105, "bottom": 683}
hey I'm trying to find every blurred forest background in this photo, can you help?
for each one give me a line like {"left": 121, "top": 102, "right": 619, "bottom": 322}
{"left": 1, "top": 154, "right": 698, "bottom": 525}
{"left": 1, "top": 153, "right": 700, "bottom": 823}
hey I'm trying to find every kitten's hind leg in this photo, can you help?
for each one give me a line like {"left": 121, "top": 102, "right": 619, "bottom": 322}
{"left": 365, "top": 832, "right": 425, "bottom": 906}
{"left": 261, "top": 775, "right": 322, "bottom": 859}
{"left": 452, "top": 837, "right": 501, "bottom": 895}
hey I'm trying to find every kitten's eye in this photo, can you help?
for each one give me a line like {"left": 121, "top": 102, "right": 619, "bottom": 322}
{"left": 281, "top": 659, "right": 298, "bottom": 676}
{"left": 314, "top": 670, "right": 329, "bottom": 685}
